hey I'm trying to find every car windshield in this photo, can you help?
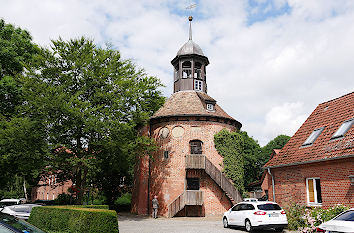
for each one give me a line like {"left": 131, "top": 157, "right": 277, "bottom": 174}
{"left": 0, "top": 213, "right": 45, "bottom": 233}
{"left": 257, "top": 204, "right": 281, "bottom": 211}
{"left": 0, "top": 202, "right": 17, "bottom": 208}
{"left": 334, "top": 210, "right": 354, "bottom": 221}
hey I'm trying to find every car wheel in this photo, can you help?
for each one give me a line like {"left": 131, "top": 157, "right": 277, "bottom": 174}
{"left": 275, "top": 227, "right": 284, "bottom": 232}
{"left": 223, "top": 217, "right": 229, "bottom": 228}
{"left": 245, "top": 219, "right": 252, "bottom": 232}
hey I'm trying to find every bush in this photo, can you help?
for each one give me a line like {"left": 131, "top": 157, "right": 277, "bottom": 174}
{"left": 70, "top": 205, "right": 109, "bottom": 210}
{"left": 284, "top": 203, "right": 306, "bottom": 230}
{"left": 54, "top": 194, "right": 73, "bottom": 205}
{"left": 285, "top": 203, "right": 349, "bottom": 232}
{"left": 28, "top": 206, "right": 118, "bottom": 233}
{"left": 114, "top": 192, "right": 131, "bottom": 212}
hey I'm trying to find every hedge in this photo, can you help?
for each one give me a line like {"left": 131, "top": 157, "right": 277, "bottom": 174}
{"left": 67, "top": 205, "right": 109, "bottom": 210}
{"left": 28, "top": 206, "right": 118, "bottom": 233}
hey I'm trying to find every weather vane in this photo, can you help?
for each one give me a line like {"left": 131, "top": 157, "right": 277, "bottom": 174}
{"left": 185, "top": 2, "right": 196, "bottom": 40}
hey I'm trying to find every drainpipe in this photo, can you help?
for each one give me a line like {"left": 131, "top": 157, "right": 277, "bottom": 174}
{"left": 267, "top": 168, "right": 275, "bottom": 202}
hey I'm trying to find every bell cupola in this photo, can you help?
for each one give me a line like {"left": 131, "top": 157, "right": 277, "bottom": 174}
{"left": 171, "top": 16, "right": 209, "bottom": 93}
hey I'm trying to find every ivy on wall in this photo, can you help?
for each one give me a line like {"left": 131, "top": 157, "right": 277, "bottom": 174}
{"left": 214, "top": 129, "right": 245, "bottom": 194}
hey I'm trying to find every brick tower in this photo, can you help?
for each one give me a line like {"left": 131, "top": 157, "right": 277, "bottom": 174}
{"left": 131, "top": 16, "right": 243, "bottom": 217}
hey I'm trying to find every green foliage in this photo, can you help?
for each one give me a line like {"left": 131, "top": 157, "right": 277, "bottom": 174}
{"left": 284, "top": 203, "right": 349, "bottom": 231}
{"left": 284, "top": 202, "right": 306, "bottom": 230}
{"left": 238, "top": 131, "right": 262, "bottom": 187}
{"left": 28, "top": 206, "right": 118, "bottom": 233}
{"left": 115, "top": 192, "right": 132, "bottom": 206}
{"left": 259, "top": 135, "right": 290, "bottom": 165}
{"left": 23, "top": 37, "right": 164, "bottom": 204}
{"left": 0, "top": 20, "right": 45, "bottom": 195}
{"left": 0, "top": 19, "right": 40, "bottom": 78}
{"left": 79, "top": 205, "right": 109, "bottom": 210}
{"left": 54, "top": 194, "right": 73, "bottom": 205}
{"left": 214, "top": 129, "right": 245, "bottom": 193}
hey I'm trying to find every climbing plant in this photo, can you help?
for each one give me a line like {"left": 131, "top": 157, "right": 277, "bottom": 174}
{"left": 214, "top": 129, "right": 244, "bottom": 194}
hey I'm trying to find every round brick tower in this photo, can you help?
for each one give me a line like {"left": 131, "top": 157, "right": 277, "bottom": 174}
{"left": 131, "top": 16, "right": 242, "bottom": 217}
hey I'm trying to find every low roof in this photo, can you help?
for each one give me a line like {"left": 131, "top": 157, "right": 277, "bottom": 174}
{"left": 265, "top": 92, "right": 354, "bottom": 168}
{"left": 151, "top": 91, "right": 241, "bottom": 128}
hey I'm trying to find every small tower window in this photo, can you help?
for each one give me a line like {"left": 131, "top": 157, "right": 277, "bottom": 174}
{"left": 194, "top": 62, "right": 202, "bottom": 79}
{"left": 163, "top": 150, "right": 169, "bottom": 159}
{"left": 182, "top": 61, "right": 192, "bottom": 79}
{"left": 190, "top": 140, "right": 203, "bottom": 154}
{"left": 194, "top": 80, "right": 202, "bottom": 91}
{"left": 206, "top": 103, "right": 214, "bottom": 111}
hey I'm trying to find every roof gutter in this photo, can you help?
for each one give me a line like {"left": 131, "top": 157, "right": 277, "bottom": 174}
{"left": 264, "top": 154, "right": 354, "bottom": 169}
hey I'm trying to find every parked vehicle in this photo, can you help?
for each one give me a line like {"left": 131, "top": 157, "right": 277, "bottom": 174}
{"left": 1, "top": 204, "right": 41, "bottom": 220}
{"left": 0, "top": 212, "right": 45, "bottom": 233}
{"left": 316, "top": 208, "right": 354, "bottom": 233}
{"left": 223, "top": 201, "right": 288, "bottom": 232}
{"left": 243, "top": 198, "right": 258, "bottom": 202}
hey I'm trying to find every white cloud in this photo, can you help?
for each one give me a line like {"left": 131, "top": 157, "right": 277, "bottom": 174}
{"left": 1, "top": 0, "right": 353, "bottom": 146}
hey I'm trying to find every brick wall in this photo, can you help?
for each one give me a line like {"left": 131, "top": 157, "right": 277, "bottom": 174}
{"left": 31, "top": 177, "right": 72, "bottom": 201}
{"left": 131, "top": 119, "right": 237, "bottom": 217}
{"left": 264, "top": 158, "right": 353, "bottom": 208}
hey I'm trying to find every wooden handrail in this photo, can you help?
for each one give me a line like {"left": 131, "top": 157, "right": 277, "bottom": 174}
{"left": 185, "top": 154, "right": 242, "bottom": 204}
{"left": 168, "top": 190, "right": 203, "bottom": 217}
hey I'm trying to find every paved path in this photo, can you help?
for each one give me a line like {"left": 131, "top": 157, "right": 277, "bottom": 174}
{"left": 118, "top": 213, "right": 297, "bottom": 233}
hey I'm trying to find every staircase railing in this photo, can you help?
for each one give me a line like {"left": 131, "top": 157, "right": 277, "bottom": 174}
{"left": 168, "top": 190, "right": 203, "bottom": 218}
{"left": 185, "top": 154, "right": 242, "bottom": 204}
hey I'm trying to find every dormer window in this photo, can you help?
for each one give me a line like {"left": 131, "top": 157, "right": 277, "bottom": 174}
{"left": 302, "top": 127, "right": 325, "bottom": 146}
{"left": 182, "top": 61, "right": 192, "bottom": 79}
{"left": 331, "top": 118, "right": 354, "bottom": 140}
{"left": 194, "top": 80, "right": 202, "bottom": 91}
{"left": 206, "top": 103, "right": 214, "bottom": 111}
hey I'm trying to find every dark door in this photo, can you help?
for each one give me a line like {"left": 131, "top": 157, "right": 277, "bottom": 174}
{"left": 187, "top": 178, "right": 200, "bottom": 190}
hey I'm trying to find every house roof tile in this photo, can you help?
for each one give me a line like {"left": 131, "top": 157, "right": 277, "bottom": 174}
{"left": 265, "top": 92, "right": 354, "bottom": 168}
{"left": 151, "top": 91, "right": 241, "bottom": 128}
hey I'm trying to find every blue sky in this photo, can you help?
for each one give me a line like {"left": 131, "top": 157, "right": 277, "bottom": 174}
{"left": 1, "top": 0, "right": 353, "bottom": 145}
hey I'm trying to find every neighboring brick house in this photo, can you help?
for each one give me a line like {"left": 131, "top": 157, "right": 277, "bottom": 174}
{"left": 31, "top": 175, "right": 72, "bottom": 201}
{"left": 131, "top": 17, "right": 243, "bottom": 217}
{"left": 263, "top": 92, "right": 354, "bottom": 208}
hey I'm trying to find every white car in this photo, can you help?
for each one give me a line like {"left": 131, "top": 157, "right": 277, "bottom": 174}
{"left": 223, "top": 201, "right": 288, "bottom": 232}
{"left": 0, "top": 204, "right": 41, "bottom": 220}
{"left": 316, "top": 208, "right": 354, "bottom": 233}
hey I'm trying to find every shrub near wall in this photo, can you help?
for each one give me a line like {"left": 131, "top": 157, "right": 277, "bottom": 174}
{"left": 28, "top": 206, "right": 118, "bottom": 233}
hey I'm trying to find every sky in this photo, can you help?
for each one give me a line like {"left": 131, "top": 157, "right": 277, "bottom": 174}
{"left": 1, "top": 0, "right": 353, "bottom": 145}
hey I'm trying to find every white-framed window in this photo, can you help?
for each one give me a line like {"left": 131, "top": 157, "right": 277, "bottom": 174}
{"left": 306, "top": 178, "right": 322, "bottom": 205}
{"left": 206, "top": 103, "right": 214, "bottom": 111}
{"left": 302, "top": 127, "right": 325, "bottom": 146}
{"left": 194, "top": 80, "right": 202, "bottom": 91}
{"left": 331, "top": 118, "right": 354, "bottom": 140}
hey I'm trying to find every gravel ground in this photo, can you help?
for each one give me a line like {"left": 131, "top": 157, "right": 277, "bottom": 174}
{"left": 118, "top": 213, "right": 297, "bottom": 233}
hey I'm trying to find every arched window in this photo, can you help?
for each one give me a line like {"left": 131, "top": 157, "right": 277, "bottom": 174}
{"left": 190, "top": 140, "right": 203, "bottom": 154}
{"left": 182, "top": 61, "right": 192, "bottom": 79}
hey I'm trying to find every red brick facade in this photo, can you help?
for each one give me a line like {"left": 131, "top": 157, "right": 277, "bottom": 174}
{"left": 31, "top": 175, "right": 72, "bottom": 201}
{"left": 131, "top": 119, "right": 237, "bottom": 217}
{"left": 263, "top": 158, "right": 353, "bottom": 208}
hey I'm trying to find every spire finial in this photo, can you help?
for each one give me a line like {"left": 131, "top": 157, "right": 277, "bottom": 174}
{"left": 186, "top": 3, "right": 196, "bottom": 41}
{"left": 188, "top": 16, "right": 193, "bottom": 40}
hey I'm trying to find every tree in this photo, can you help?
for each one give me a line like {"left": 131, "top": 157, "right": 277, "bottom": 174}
{"left": 239, "top": 131, "right": 262, "bottom": 187}
{"left": 214, "top": 129, "right": 245, "bottom": 193}
{"left": 0, "top": 19, "right": 40, "bottom": 117}
{"left": 0, "top": 20, "right": 44, "bottom": 199}
{"left": 24, "top": 37, "right": 164, "bottom": 204}
{"left": 259, "top": 135, "right": 291, "bottom": 165}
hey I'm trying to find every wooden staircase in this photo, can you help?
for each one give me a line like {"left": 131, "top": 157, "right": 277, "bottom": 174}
{"left": 186, "top": 154, "right": 242, "bottom": 204}
{"left": 168, "top": 154, "right": 242, "bottom": 218}
{"left": 168, "top": 190, "right": 203, "bottom": 218}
